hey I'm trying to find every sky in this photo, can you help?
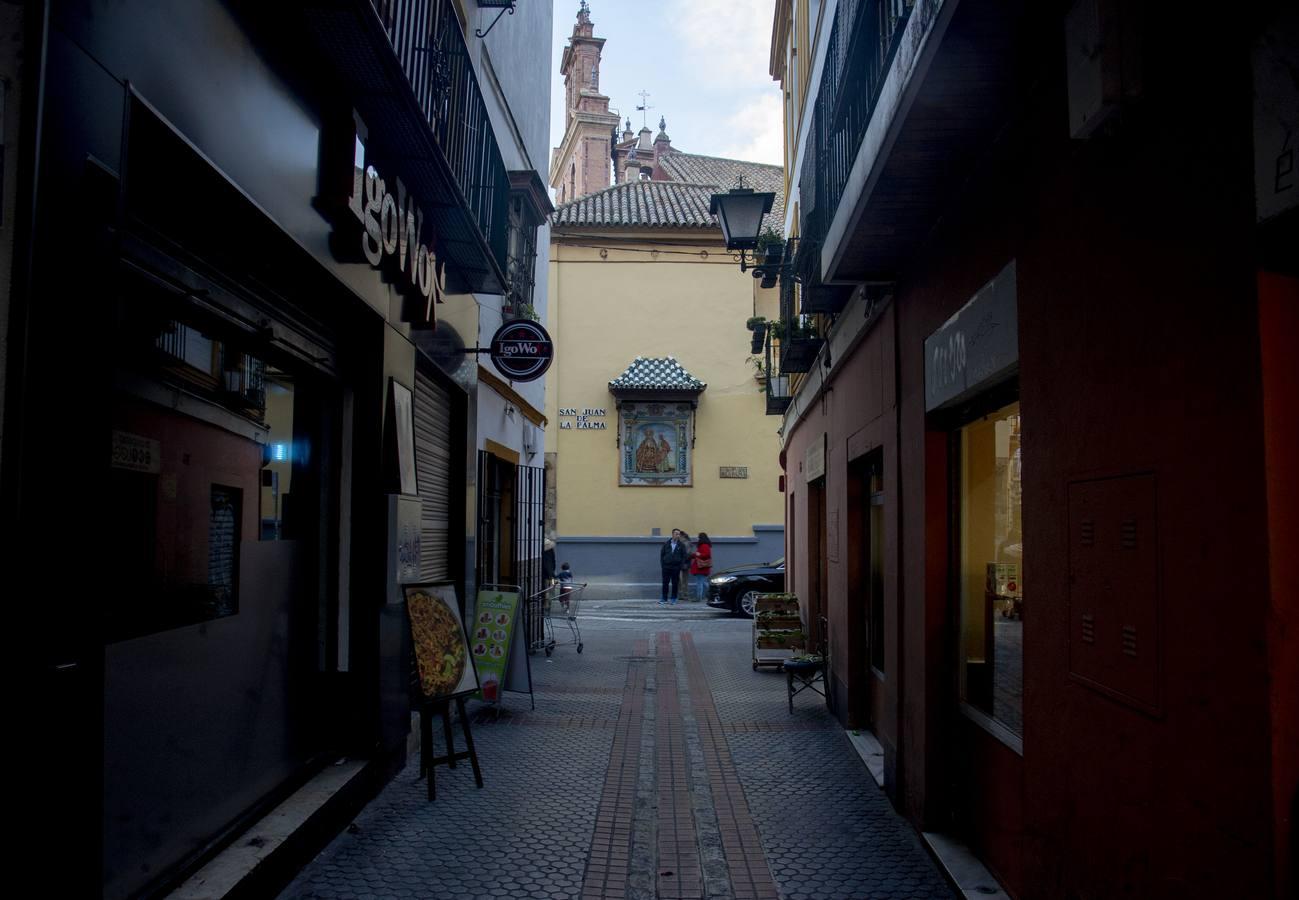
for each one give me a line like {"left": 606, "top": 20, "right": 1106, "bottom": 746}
{"left": 548, "top": 0, "right": 784, "bottom": 169}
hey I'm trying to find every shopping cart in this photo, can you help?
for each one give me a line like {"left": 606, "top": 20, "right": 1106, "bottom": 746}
{"left": 538, "top": 581, "right": 585, "bottom": 655}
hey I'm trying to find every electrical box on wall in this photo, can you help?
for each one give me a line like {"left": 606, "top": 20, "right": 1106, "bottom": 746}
{"left": 1064, "top": 0, "right": 1143, "bottom": 138}
{"left": 1067, "top": 473, "right": 1162, "bottom": 714}
{"left": 387, "top": 494, "right": 423, "bottom": 605}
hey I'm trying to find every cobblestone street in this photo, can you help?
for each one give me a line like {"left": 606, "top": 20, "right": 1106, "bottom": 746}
{"left": 280, "top": 603, "right": 957, "bottom": 900}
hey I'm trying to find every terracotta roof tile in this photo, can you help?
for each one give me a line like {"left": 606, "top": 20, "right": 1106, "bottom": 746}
{"left": 659, "top": 150, "right": 786, "bottom": 233}
{"left": 552, "top": 150, "right": 785, "bottom": 235}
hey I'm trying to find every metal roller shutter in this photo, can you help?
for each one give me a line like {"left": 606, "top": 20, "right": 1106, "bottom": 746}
{"left": 414, "top": 369, "right": 453, "bottom": 581}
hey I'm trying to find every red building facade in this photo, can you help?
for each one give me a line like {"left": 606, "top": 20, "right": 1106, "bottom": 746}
{"left": 772, "top": 0, "right": 1297, "bottom": 896}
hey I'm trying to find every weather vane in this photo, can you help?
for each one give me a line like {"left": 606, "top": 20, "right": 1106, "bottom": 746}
{"left": 636, "top": 90, "right": 654, "bottom": 128}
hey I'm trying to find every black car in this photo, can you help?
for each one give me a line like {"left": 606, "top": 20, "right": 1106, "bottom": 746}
{"left": 706, "top": 557, "right": 784, "bottom": 617}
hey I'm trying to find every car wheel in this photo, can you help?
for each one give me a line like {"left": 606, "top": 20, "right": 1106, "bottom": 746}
{"left": 738, "top": 590, "right": 759, "bottom": 619}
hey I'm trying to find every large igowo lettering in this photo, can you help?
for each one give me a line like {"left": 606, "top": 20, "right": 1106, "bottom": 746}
{"left": 345, "top": 129, "right": 440, "bottom": 324}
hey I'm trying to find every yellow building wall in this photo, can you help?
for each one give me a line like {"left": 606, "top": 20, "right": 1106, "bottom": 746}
{"left": 546, "top": 232, "right": 784, "bottom": 538}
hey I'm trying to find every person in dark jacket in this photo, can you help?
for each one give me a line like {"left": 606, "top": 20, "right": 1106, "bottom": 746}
{"left": 659, "top": 529, "right": 689, "bottom": 605}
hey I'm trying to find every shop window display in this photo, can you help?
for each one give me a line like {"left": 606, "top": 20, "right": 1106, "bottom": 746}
{"left": 109, "top": 289, "right": 327, "bottom": 641}
{"left": 957, "top": 401, "right": 1023, "bottom": 737}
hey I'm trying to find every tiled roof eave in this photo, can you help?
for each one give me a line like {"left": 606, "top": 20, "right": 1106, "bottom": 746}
{"left": 608, "top": 356, "right": 707, "bottom": 393}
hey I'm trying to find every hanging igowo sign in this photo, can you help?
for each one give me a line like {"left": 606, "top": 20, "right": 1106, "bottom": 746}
{"left": 405, "top": 583, "right": 480, "bottom": 700}
{"left": 619, "top": 402, "right": 693, "bottom": 487}
{"left": 490, "top": 320, "right": 553, "bottom": 383}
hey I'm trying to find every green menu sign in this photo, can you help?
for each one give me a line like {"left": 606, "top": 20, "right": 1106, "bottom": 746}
{"left": 470, "top": 589, "right": 520, "bottom": 703}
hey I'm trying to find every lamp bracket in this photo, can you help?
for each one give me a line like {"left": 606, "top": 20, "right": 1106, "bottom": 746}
{"left": 475, "top": 2, "right": 517, "bottom": 38}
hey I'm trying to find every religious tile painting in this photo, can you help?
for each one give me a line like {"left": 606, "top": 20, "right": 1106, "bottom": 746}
{"left": 619, "top": 403, "right": 693, "bottom": 486}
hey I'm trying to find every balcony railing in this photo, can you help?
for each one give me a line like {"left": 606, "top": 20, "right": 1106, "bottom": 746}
{"left": 370, "top": 0, "right": 508, "bottom": 280}
{"left": 304, "top": 0, "right": 510, "bottom": 293}
{"left": 764, "top": 331, "right": 791, "bottom": 416}
{"left": 800, "top": 0, "right": 912, "bottom": 253}
{"left": 777, "top": 273, "right": 824, "bottom": 375}
{"left": 794, "top": 237, "right": 852, "bottom": 315}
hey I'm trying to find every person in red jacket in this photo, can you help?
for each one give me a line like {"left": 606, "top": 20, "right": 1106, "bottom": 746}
{"left": 689, "top": 533, "right": 713, "bottom": 602}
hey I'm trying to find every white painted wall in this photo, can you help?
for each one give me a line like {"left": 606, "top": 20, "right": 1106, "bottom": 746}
{"left": 467, "top": 0, "right": 554, "bottom": 451}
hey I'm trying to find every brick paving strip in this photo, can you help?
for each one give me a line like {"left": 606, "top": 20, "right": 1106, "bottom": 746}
{"left": 679, "top": 632, "right": 780, "bottom": 900}
{"left": 669, "top": 633, "right": 736, "bottom": 900}
{"left": 582, "top": 631, "right": 783, "bottom": 900}
{"left": 581, "top": 639, "right": 650, "bottom": 900}
{"left": 656, "top": 632, "right": 703, "bottom": 899}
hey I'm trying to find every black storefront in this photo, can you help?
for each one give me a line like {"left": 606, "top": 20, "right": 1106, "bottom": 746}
{"left": 5, "top": 2, "right": 491, "bottom": 896}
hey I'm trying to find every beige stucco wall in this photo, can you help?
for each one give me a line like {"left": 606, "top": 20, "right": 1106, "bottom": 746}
{"left": 546, "top": 229, "right": 784, "bottom": 538}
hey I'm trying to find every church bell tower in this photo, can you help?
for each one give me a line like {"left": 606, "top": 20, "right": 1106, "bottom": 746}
{"left": 549, "top": 2, "right": 619, "bottom": 203}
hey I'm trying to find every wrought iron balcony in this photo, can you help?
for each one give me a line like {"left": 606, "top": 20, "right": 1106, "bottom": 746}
{"left": 304, "top": 0, "right": 510, "bottom": 294}
{"left": 794, "top": 238, "right": 851, "bottom": 315}
{"left": 776, "top": 276, "right": 824, "bottom": 375}
{"left": 758, "top": 326, "right": 791, "bottom": 416}
{"left": 798, "top": 0, "right": 1022, "bottom": 283}
{"left": 800, "top": 0, "right": 912, "bottom": 261}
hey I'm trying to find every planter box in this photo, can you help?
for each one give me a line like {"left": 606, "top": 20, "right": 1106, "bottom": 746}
{"left": 781, "top": 338, "right": 824, "bottom": 373}
{"left": 800, "top": 283, "right": 851, "bottom": 315}
{"left": 754, "top": 591, "right": 807, "bottom": 667}
{"left": 756, "top": 615, "right": 801, "bottom": 627}
{"left": 766, "top": 393, "right": 791, "bottom": 416}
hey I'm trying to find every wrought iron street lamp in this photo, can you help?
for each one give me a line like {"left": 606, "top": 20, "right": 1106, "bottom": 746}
{"left": 709, "top": 183, "right": 797, "bottom": 288}
{"left": 709, "top": 184, "right": 775, "bottom": 256}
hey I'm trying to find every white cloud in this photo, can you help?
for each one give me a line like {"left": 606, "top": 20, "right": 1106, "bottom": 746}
{"left": 716, "top": 90, "right": 785, "bottom": 165}
{"left": 667, "top": 0, "right": 777, "bottom": 90}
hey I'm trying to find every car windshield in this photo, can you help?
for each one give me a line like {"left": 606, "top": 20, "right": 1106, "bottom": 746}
{"left": 772, "top": 557, "right": 784, "bottom": 568}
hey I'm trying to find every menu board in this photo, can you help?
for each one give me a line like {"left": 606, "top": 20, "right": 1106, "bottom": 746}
{"left": 985, "top": 562, "right": 1020, "bottom": 597}
{"left": 470, "top": 589, "right": 521, "bottom": 703}
{"left": 405, "top": 583, "right": 479, "bottom": 700}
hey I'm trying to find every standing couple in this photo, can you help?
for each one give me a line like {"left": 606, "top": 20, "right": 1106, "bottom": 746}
{"left": 659, "top": 529, "right": 712, "bottom": 605}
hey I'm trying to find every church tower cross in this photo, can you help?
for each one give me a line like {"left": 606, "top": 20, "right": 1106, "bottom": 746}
{"left": 636, "top": 90, "right": 655, "bottom": 128}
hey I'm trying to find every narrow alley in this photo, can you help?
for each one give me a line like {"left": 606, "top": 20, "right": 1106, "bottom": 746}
{"left": 280, "top": 604, "right": 960, "bottom": 900}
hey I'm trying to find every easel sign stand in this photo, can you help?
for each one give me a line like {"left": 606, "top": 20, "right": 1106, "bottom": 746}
{"left": 418, "top": 693, "right": 483, "bottom": 801}
{"left": 471, "top": 584, "right": 535, "bottom": 712}
{"left": 404, "top": 583, "right": 485, "bottom": 801}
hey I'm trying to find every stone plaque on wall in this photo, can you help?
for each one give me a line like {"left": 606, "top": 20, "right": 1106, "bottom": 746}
{"left": 719, "top": 466, "right": 748, "bottom": 479}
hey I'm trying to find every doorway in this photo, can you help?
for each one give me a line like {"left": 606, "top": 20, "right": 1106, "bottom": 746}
{"left": 848, "top": 451, "right": 886, "bottom": 728}
{"left": 807, "top": 476, "right": 828, "bottom": 650}
{"left": 477, "top": 450, "right": 516, "bottom": 589}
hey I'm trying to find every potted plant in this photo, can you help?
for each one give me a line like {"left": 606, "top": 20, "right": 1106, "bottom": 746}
{"left": 780, "top": 316, "right": 825, "bottom": 374}
{"left": 755, "top": 227, "right": 784, "bottom": 267}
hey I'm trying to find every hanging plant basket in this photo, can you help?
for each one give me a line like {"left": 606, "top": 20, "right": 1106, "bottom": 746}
{"left": 780, "top": 337, "right": 825, "bottom": 373}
